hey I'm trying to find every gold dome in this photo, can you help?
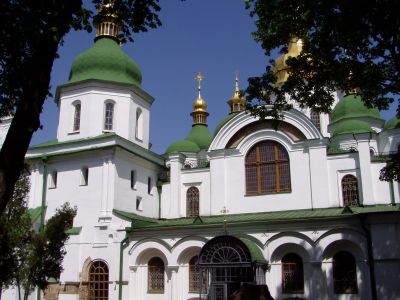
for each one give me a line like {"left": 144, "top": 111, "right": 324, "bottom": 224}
{"left": 227, "top": 74, "right": 246, "bottom": 113}
{"left": 191, "top": 73, "right": 209, "bottom": 125}
{"left": 273, "top": 37, "right": 303, "bottom": 84}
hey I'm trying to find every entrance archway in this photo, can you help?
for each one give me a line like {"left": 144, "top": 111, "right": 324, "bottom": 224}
{"left": 198, "top": 235, "right": 268, "bottom": 300}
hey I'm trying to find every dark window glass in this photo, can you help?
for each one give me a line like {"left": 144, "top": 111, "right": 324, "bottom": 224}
{"left": 333, "top": 251, "right": 358, "bottom": 294}
{"left": 342, "top": 175, "right": 359, "bottom": 206}
{"left": 189, "top": 256, "right": 200, "bottom": 293}
{"left": 186, "top": 187, "right": 199, "bottom": 217}
{"left": 282, "top": 253, "right": 304, "bottom": 293}
{"left": 148, "top": 257, "right": 164, "bottom": 293}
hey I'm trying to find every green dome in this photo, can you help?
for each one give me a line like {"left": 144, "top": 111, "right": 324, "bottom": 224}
{"left": 214, "top": 113, "right": 238, "bottom": 136}
{"left": 332, "top": 119, "right": 373, "bottom": 136}
{"left": 330, "top": 94, "right": 381, "bottom": 123}
{"left": 384, "top": 116, "right": 400, "bottom": 130}
{"left": 166, "top": 139, "right": 200, "bottom": 154}
{"left": 69, "top": 37, "right": 142, "bottom": 86}
{"left": 186, "top": 125, "right": 213, "bottom": 150}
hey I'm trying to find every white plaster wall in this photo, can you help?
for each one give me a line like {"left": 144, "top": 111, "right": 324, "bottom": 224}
{"left": 114, "top": 148, "right": 161, "bottom": 218}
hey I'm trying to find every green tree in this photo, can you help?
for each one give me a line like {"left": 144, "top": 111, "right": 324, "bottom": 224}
{"left": 245, "top": 0, "right": 400, "bottom": 180}
{"left": 0, "top": 170, "right": 77, "bottom": 300}
{"left": 0, "top": 0, "right": 162, "bottom": 214}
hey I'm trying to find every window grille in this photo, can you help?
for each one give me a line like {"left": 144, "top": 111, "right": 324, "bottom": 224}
{"left": 281, "top": 253, "right": 304, "bottom": 293}
{"left": 88, "top": 260, "right": 109, "bottom": 300}
{"left": 73, "top": 103, "right": 81, "bottom": 132}
{"left": 342, "top": 175, "right": 359, "bottom": 206}
{"left": 104, "top": 102, "right": 114, "bottom": 131}
{"left": 148, "top": 257, "right": 164, "bottom": 293}
{"left": 189, "top": 256, "right": 200, "bottom": 293}
{"left": 187, "top": 187, "right": 199, "bottom": 217}
{"left": 333, "top": 251, "right": 358, "bottom": 294}
{"left": 245, "top": 141, "right": 291, "bottom": 194}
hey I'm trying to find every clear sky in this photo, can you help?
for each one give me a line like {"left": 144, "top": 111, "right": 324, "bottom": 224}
{"left": 31, "top": 0, "right": 397, "bottom": 154}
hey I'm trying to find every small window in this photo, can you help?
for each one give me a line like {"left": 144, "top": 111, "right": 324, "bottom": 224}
{"left": 130, "top": 170, "right": 137, "bottom": 190}
{"left": 333, "top": 251, "right": 358, "bottom": 294}
{"left": 186, "top": 187, "right": 199, "bottom": 217}
{"left": 189, "top": 256, "right": 200, "bottom": 293}
{"left": 104, "top": 102, "right": 114, "bottom": 131}
{"left": 80, "top": 167, "right": 89, "bottom": 186}
{"left": 310, "top": 110, "right": 321, "bottom": 131}
{"left": 73, "top": 102, "right": 81, "bottom": 132}
{"left": 342, "top": 175, "right": 359, "bottom": 206}
{"left": 49, "top": 171, "right": 57, "bottom": 189}
{"left": 88, "top": 260, "right": 109, "bottom": 300}
{"left": 136, "top": 196, "right": 143, "bottom": 211}
{"left": 148, "top": 177, "right": 152, "bottom": 194}
{"left": 282, "top": 253, "right": 304, "bottom": 294}
{"left": 148, "top": 257, "right": 164, "bottom": 293}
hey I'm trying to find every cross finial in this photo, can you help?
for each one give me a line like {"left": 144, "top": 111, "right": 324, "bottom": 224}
{"left": 195, "top": 72, "right": 204, "bottom": 98}
{"left": 221, "top": 206, "right": 229, "bottom": 234}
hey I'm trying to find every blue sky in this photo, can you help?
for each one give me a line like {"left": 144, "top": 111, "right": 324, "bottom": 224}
{"left": 31, "top": 0, "right": 397, "bottom": 154}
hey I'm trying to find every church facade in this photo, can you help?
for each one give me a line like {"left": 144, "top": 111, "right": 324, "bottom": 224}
{"left": 3, "top": 17, "right": 400, "bottom": 300}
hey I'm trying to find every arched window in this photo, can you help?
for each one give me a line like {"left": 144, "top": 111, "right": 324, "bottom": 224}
{"left": 342, "top": 175, "right": 359, "bottom": 206}
{"left": 282, "top": 253, "right": 304, "bottom": 294}
{"left": 88, "top": 260, "right": 109, "bottom": 300}
{"left": 135, "top": 108, "right": 143, "bottom": 140}
{"left": 333, "top": 251, "right": 358, "bottom": 294}
{"left": 310, "top": 110, "right": 321, "bottom": 131}
{"left": 104, "top": 102, "right": 114, "bottom": 131}
{"left": 148, "top": 257, "right": 164, "bottom": 293}
{"left": 189, "top": 256, "right": 200, "bottom": 293}
{"left": 187, "top": 186, "right": 199, "bottom": 217}
{"left": 73, "top": 102, "right": 81, "bottom": 132}
{"left": 245, "top": 141, "right": 291, "bottom": 195}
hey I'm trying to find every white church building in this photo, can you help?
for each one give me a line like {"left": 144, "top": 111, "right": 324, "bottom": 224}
{"left": 3, "top": 14, "right": 400, "bottom": 300}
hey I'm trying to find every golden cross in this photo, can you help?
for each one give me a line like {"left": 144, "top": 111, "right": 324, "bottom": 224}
{"left": 220, "top": 206, "right": 229, "bottom": 234}
{"left": 195, "top": 72, "right": 204, "bottom": 94}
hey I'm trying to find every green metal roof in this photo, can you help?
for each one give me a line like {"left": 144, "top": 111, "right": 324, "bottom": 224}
{"left": 240, "top": 237, "right": 266, "bottom": 262}
{"left": 214, "top": 113, "right": 238, "bottom": 136}
{"left": 69, "top": 37, "right": 142, "bottom": 86}
{"left": 166, "top": 139, "right": 200, "bottom": 154}
{"left": 384, "top": 116, "right": 400, "bottom": 130}
{"left": 114, "top": 205, "right": 400, "bottom": 231}
{"left": 330, "top": 94, "right": 382, "bottom": 124}
{"left": 332, "top": 119, "right": 373, "bottom": 136}
{"left": 28, "top": 206, "right": 43, "bottom": 223}
{"left": 66, "top": 227, "right": 82, "bottom": 235}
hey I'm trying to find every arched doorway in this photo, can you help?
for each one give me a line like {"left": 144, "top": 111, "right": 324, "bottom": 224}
{"left": 198, "top": 235, "right": 268, "bottom": 300}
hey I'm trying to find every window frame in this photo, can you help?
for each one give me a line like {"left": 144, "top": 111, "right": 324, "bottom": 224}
{"left": 72, "top": 101, "right": 81, "bottom": 132}
{"left": 49, "top": 170, "right": 58, "bottom": 189}
{"left": 148, "top": 257, "right": 164, "bottom": 294}
{"left": 333, "top": 251, "right": 358, "bottom": 294}
{"left": 88, "top": 260, "right": 109, "bottom": 300}
{"left": 188, "top": 256, "right": 200, "bottom": 293}
{"left": 103, "top": 101, "right": 115, "bottom": 131}
{"left": 341, "top": 174, "right": 359, "bottom": 206}
{"left": 135, "top": 108, "right": 144, "bottom": 141}
{"left": 310, "top": 109, "right": 321, "bottom": 131}
{"left": 147, "top": 176, "right": 152, "bottom": 195}
{"left": 245, "top": 141, "right": 291, "bottom": 195}
{"left": 186, "top": 186, "right": 200, "bottom": 217}
{"left": 136, "top": 196, "right": 143, "bottom": 211}
{"left": 80, "top": 167, "right": 89, "bottom": 186}
{"left": 281, "top": 253, "right": 304, "bottom": 294}
{"left": 130, "top": 170, "right": 137, "bottom": 190}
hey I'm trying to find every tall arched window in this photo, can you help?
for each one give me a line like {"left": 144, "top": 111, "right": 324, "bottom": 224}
{"left": 333, "top": 251, "right": 358, "bottom": 294}
{"left": 88, "top": 260, "right": 109, "bottom": 300}
{"left": 189, "top": 256, "right": 200, "bottom": 293}
{"left": 310, "top": 110, "right": 321, "bottom": 131}
{"left": 73, "top": 102, "right": 81, "bottom": 132}
{"left": 282, "top": 253, "right": 304, "bottom": 294}
{"left": 104, "top": 102, "right": 114, "bottom": 131}
{"left": 342, "top": 175, "right": 359, "bottom": 206}
{"left": 245, "top": 141, "right": 291, "bottom": 195}
{"left": 148, "top": 257, "right": 164, "bottom": 293}
{"left": 135, "top": 108, "right": 143, "bottom": 140}
{"left": 186, "top": 187, "right": 199, "bottom": 217}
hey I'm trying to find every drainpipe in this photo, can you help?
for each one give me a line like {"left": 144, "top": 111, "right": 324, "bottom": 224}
{"left": 157, "top": 184, "right": 162, "bottom": 219}
{"left": 360, "top": 215, "right": 377, "bottom": 300}
{"left": 37, "top": 157, "right": 48, "bottom": 300}
{"left": 118, "top": 234, "right": 129, "bottom": 300}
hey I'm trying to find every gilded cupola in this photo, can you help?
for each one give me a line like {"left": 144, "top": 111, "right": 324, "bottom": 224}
{"left": 273, "top": 37, "right": 303, "bottom": 84}
{"left": 227, "top": 74, "right": 246, "bottom": 113}
{"left": 191, "top": 73, "right": 209, "bottom": 126}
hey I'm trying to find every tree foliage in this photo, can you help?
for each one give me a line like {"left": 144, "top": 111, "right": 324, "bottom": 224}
{"left": 0, "top": 0, "right": 162, "bottom": 215}
{"left": 245, "top": 0, "right": 399, "bottom": 117}
{"left": 0, "top": 170, "right": 77, "bottom": 299}
{"left": 245, "top": 0, "right": 400, "bottom": 181}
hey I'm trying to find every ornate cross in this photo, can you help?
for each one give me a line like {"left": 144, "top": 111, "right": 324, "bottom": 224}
{"left": 195, "top": 72, "right": 204, "bottom": 96}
